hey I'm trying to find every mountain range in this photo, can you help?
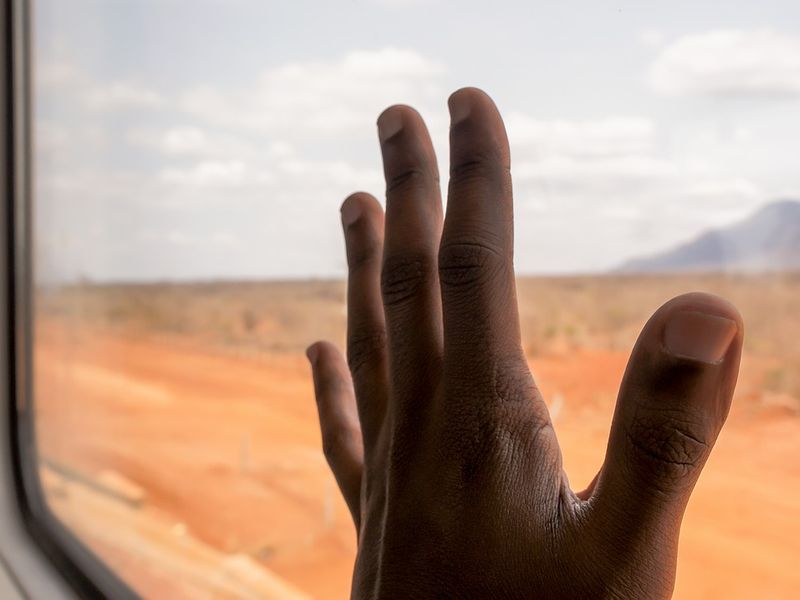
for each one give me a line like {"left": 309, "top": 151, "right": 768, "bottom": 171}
{"left": 617, "top": 200, "right": 800, "bottom": 273}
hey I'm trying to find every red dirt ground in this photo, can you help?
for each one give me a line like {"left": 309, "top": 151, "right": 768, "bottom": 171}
{"left": 35, "top": 323, "right": 800, "bottom": 599}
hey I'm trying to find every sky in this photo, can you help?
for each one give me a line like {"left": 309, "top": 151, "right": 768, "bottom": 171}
{"left": 33, "top": 0, "right": 800, "bottom": 282}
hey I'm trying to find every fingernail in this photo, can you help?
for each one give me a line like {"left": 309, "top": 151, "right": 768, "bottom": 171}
{"left": 340, "top": 200, "right": 362, "bottom": 228}
{"left": 448, "top": 91, "right": 471, "bottom": 125}
{"left": 377, "top": 109, "right": 403, "bottom": 143}
{"left": 305, "top": 344, "right": 319, "bottom": 365}
{"left": 664, "top": 310, "right": 738, "bottom": 364}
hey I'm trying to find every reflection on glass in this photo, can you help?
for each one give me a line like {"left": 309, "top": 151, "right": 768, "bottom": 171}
{"left": 33, "top": 1, "right": 800, "bottom": 598}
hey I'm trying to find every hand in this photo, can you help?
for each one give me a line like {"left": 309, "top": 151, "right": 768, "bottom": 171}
{"left": 306, "top": 88, "right": 743, "bottom": 599}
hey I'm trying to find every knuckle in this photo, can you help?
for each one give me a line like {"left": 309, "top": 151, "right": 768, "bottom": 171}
{"left": 385, "top": 166, "right": 434, "bottom": 194}
{"left": 322, "top": 425, "right": 359, "bottom": 463}
{"left": 493, "top": 357, "right": 539, "bottom": 405}
{"left": 344, "top": 211, "right": 381, "bottom": 271}
{"left": 347, "top": 238, "right": 381, "bottom": 273}
{"left": 381, "top": 254, "right": 431, "bottom": 307}
{"left": 625, "top": 409, "right": 710, "bottom": 488}
{"left": 347, "top": 327, "right": 386, "bottom": 375}
{"left": 449, "top": 413, "right": 539, "bottom": 494}
{"left": 361, "top": 468, "right": 383, "bottom": 504}
{"left": 491, "top": 361, "right": 558, "bottom": 465}
{"left": 448, "top": 151, "right": 510, "bottom": 187}
{"left": 438, "top": 242, "right": 505, "bottom": 289}
{"left": 318, "top": 375, "right": 350, "bottom": 398}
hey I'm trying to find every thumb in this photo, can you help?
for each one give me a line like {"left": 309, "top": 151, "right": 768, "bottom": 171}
{"left": 589, "top": 292, "right": 743, "bottom": 552}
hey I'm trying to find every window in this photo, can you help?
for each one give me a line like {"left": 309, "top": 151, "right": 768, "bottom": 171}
{"left": 27, "top": 1, "right": 800, "bottom": 598}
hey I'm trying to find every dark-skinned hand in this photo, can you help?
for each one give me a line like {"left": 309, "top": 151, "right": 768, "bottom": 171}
{"left": 306, "top": 88, "right": 743, "bottom": 599}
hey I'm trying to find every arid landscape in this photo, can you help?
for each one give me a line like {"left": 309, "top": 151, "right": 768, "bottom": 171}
{"left": 33, "top": 274, "right": 800, "bottom": 598}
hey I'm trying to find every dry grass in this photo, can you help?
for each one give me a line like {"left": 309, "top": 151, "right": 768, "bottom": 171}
{"left": 36, "top": 272, "right": 800, "bottom": 401}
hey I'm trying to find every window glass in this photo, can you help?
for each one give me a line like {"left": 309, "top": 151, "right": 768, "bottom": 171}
{"left": 33, "top": 1, "right": 800, "bottom": 598}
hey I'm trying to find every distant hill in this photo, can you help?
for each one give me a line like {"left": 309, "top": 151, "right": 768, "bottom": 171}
{"left": 618, "top": 200, "right": 800, "bottom": 273}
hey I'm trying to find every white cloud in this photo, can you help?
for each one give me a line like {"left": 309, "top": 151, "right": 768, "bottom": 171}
{"left": 515, "top": 155, "right": 675, "bottom": 183}
{"left": 649, "top": 29, "right": 800, "bottom": 97}
{"left": 209, "top": 232, "right": 240, "bottom": 246}
{"left": 181, "top": 47, "right": 446, "bottom": 135}
{"left": 686, "top": 177, "right": 761, "bottom": 200}
{"left": 127, "top": 126, "right": 272, "bottom": 160}
{"left": 37, "top": 61, "right": 166, "bottom": 111}
{"left": 638, "top": 29, "right": 665, "bottom": 48}
{"left": 165, "top": 231, "right": 196, "bottom": 246}
{"left": 156, "top": 155, "right": 377, "bottom": 192}
{"left": 276, "top": 159, "right": 381, "bottom": 187}
{"left": 156, "top": 230, "right": 241, "bottom": 247}
{"left": 84, "top": 81, "right": 165, "bottom": 110}
{"left": 506, "top": 114, "right": 655, "bottom": 158}
{"left": 36, "top": 60, "right": 165, "bottom": 111}
{"left": 162, "top": 127, "right": 213, "bottom": 154}
{"left": 366, "top": 0, "right": 434, "bottom": 6}
{"left": 36, "top": 61, "right": 81, "bottom": 89}
{"left": 160, "top": 160, "right": 251, "bottom": 186}
{"left": 268, "top": 141, "right": 295, "bottom": 158}
{"left": 36, "top": 121, "right": 71, "bottom": 152}
{"left": 504, "top": 113, "right": 672, "bottom": 190}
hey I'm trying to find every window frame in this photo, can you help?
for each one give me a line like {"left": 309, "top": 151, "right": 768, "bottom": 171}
{"left": 3, "top": 1, "right": 141, "bottom": 597}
